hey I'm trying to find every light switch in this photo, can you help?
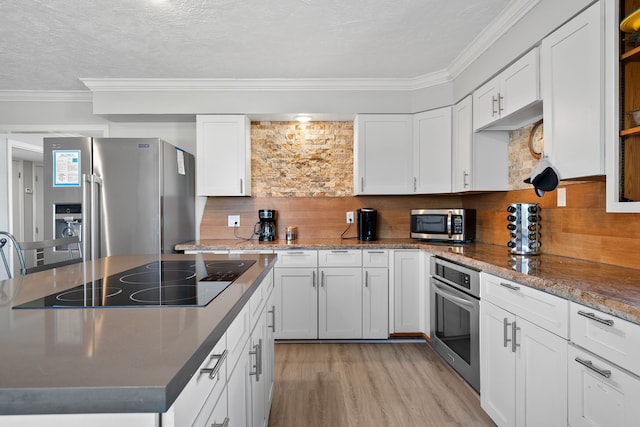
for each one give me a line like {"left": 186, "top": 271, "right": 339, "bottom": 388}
{"left": 557, "top": 187, "right": 566, "bottom": 207}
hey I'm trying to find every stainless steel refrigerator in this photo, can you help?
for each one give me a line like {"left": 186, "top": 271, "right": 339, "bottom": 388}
{"left": 43, "top": 137, "right": 195, "bottom": 263}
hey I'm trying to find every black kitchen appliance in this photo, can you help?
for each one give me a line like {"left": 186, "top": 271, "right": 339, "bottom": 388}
{"left": 13, "top": 259, "right": 254, "bottom": 309}
{"left": 357, "top": 208, "right": 377, "bottom": 241}
{"left": 257, "top": 209, "right": 277, "bottom": 241}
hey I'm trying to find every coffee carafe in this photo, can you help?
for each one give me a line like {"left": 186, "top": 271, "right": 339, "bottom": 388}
{"left": 257, "top": 209, "right": 277, "bottom": 241}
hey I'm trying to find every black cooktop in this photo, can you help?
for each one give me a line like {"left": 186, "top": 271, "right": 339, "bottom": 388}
{"left": 14, "top": 259, "right": 255, "bottom": 309}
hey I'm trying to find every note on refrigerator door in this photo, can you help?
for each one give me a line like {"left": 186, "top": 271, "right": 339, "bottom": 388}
{"left": 53, "top": 150, "right": 81, "bottom": 187}
{"left": 176, "top": 148, "right": 186, "bottom": 175}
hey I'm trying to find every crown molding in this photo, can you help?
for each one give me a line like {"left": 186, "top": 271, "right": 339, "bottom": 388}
{"left": 0, "top": 90, "right": 92, "bottom": 102}
{"left": 2, "top": 0, "right": 539, "bottom": 99}
{"left": 80, "top": 72, "right": 452, "bottom": 93}
{"left": 447, "top": 0, "right": 542, "bottom": 79}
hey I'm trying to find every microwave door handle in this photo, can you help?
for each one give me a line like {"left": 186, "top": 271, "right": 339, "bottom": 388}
{"left": 447, "top": 211, "right": 452, "bottom": 238}
{"left": 433, "top": 281, "right": 474, "bottom": 310}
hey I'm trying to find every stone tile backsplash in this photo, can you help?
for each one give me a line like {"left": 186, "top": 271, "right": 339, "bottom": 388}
{"left": 251, "top": 121, "right": 354, "bottom": 197}
{"left": 508, "top": 122, "right": 544, "bottom": 190}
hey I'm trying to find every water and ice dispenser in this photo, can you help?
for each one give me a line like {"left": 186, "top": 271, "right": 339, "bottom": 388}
{"left": 54, "top": 203, "right": 82, "bottom": 250}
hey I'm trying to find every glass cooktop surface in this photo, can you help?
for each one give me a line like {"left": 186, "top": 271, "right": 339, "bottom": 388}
{"left": 14, "top": 259, "right": 255, "bottom": 309}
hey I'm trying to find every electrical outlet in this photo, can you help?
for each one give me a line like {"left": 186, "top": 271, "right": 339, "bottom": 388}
{"left": 346, "top": 211, "right": 354, "bottom": 224}
{"left": 228, "top": 215, "right": 240, "bottom": 227}
{"left": 557, "top": 188, "right": 566, "bottom": 207}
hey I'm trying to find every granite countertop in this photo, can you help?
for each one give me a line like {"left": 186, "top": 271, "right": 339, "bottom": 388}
{"left": 0, "top": 253, "right": 277, "bottom": 416}
{"left": 177, "top": 238, "right": 640, "bottom": 325}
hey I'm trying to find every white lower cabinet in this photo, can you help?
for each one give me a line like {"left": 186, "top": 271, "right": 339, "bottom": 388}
{"left": 392, "top": 250, "right": 423, "bottom": 333}
{"left": 567, "top": 301, "right": 640, "bottom": 427}
{"left": 480, "top": 273, "right": 568, "bottom": 427}
{"left": 274, "top": 267, "right": 318, "bottom": 339}
{"left": 318, "top": 267, "right": 362, "bottom": 338}
{"left": 363, "top": 267, "right": 389, "bottom": 339}
{"left": 568, "top": 343, "right": 640, "bottom": 427}
{"left": 227, "top": 337, "right": 251, "bottom": 427}
{"left": 275, "top": 249, "right": 389, "bottom": 340}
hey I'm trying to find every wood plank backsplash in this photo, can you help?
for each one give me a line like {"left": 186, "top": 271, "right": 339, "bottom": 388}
{"left": 200, "top": 121, "right": 640, "bottom": 270}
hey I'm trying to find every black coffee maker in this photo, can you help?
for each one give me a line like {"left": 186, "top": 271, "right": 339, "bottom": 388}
{"left": 357, "top": 208, "right": 377, "bottom": 241}
{"left": 257, "top": 209, "right": 277, "bottom": 241}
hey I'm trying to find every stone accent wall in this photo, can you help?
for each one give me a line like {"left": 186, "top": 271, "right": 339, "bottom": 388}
{"left": 508, "top": 122, "right": 544, "bottom": 190}
{"left": 251, "top": 121, "right": 354, "bottom": 197}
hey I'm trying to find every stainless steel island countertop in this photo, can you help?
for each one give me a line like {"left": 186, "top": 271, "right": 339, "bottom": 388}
{"left": 0, "top": 253, "right": 277, "bottom": 415}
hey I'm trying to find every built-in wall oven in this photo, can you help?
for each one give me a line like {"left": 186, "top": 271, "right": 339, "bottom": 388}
{"left": 430, "top": 256, "right": 480, "bottom": 392}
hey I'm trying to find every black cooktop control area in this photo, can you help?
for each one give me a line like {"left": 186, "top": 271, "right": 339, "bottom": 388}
{"left": 14, "top": 259, "right": 255, "bottom": 309}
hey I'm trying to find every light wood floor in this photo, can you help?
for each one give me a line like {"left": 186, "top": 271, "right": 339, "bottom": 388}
{"left": 269, "top": 341, "right": 495, "bottom": 427}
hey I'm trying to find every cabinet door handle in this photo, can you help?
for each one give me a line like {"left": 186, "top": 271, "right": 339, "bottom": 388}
{"left": 286, "top": 251, "right": 306, "bottom": 255}
{"left": 367, "top": 251, "right": 385, "bottom": 254}
{"left": 574, "top": 357, "right": 612, "bottom": 378}
{"left": 498, "top": 94, "right": 504, "bottom": 113}
{"left": 312, "top": 270, "right": 316, "bottom": 288}
{"left": 512, "top": 321, "right": 520, "bottom": 353}
{"left": 499, "top": 282, "right": 520, "bottom": 291}
{"left": 491, "top": 96, "right": 498, "bottom": 117}
{"left": 268, "top": 306, "right": 276, "bottom": 332}
{"left": 331, "top": 250, "right": 348, "bottom": 253}
{"left": 249, "top": 342, "right": 260, "bottom": 381}
{"left": 577, "top": 310, "right": 614, "bottom": 326}
{"left": 414, "top": 177, "right": 417, "bottom": 192}
{"left": 211, "top": 417, "right": 230, "bottom": 427}
{"left": 240, "top": 178, "right": 243, "bottom": 194}
{"left": 365, "top": 271, "right": 369, "bottom": 288}
{"left": 503, "top": 318, "right": 512, "bottom": 348}
{"left": 199, "top": 349, "right": 228, "bottom": 380}
{"left": 361, "top": 177, "right": 364, "bottom": 192}
{"left": 321, "top": 271, "right": 325, "bottom": 287}
{"left": 463, "top": 171, "right": 469, "bottom": 188}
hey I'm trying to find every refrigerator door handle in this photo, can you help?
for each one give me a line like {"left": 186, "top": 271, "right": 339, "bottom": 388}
{"left": 84, "top": 174, "right": 102, "bottom": 262}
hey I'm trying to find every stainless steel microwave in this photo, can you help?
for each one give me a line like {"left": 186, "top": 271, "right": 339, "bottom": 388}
{"left": 410, "top": 209, "right": 476, "bottom": 242}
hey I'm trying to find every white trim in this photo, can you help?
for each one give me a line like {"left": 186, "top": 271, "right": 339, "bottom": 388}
{"left": 448, "top": 0, "right": 542, "bottom": 79}
{"left": 0, "top": 124, "right": 110, "bottom": 136}
{"left": 80, "top": 75, "right": 452, "bottom": 92}
{"left": 0, "top": 91, "right": 92, "bottom": 102}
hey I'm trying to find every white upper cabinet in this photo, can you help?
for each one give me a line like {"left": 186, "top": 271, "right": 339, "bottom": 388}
{"left": 453, "top": 95, "right": 509, "bottom": 193}
{"left": 473, "top": 48, "right": 541, "bottom": 131}
{"left": 196, "top": 115, "right": 251, "bottom": 196}
{"left": 541, "top": 2, "right": 604, "bottom": 180}
{"left": 354, "top": 114, "right": 414, "bottom": 195}
{"left": 413, "top": 107, "right": 452, "bottom": 194}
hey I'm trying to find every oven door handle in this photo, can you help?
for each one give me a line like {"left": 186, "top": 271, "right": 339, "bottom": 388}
{"left": 433, "top": 281, "right": 475, "bottom": 309}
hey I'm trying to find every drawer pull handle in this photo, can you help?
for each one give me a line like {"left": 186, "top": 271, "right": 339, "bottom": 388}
{"left": 574, "top": 357, "right": 612, "bottom": 378}
{"left": 212, "top": 416, "right": 230, "bottom": 427}
{"left": 577, "top": 311, "right": 614, "bottom": 326}
{"left": 199, "top": 349, "right": 228, "bottom": 380}
{"left": 367, "top": 251, "right": 385, "bottom": 254}
{"left": 286, "top": 251, "right": 306, "bottom": 255}
{"left": 499, "top": 282, "right": 520, "bottom": 291}
{"left": 331, "top": 250, "right": 349, "bottom": 253}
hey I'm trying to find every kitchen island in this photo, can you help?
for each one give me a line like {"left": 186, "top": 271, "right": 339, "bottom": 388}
{"left": 0, "top": 252, "right": 276, "bottom": 422}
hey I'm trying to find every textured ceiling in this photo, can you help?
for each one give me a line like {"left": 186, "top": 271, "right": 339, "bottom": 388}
{"left": 0, "top": 0, "right": 511, "bottom": 91}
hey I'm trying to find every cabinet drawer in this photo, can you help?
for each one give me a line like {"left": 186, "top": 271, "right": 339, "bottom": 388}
{"left": 249, "top": 274, "right": 270, "bottom": 327}
{"left": 362, "top": 250, "right": 389, "bottom": 268}
{"left": 568, "top": 343, "right": 640, "bottom": 427}
{"left": 274, "top": 250, "right": 317, "bottom": 267}
{"left": 192, "top": 378, "right": 227, "bottom": 427}
{"left": 481, "top": 273, "right": 568, "bottom": 338}
{"left": 227, "top": 305, "right": 250, "bottom": 374}
{"left": 570, "top": 302, "right": 640, "bottom": 376}
{"left": 318, "top": 249, "right": 362, "bottom": 267}
{"left": 167, "top": 336, "right": 227, "bottom": 427}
